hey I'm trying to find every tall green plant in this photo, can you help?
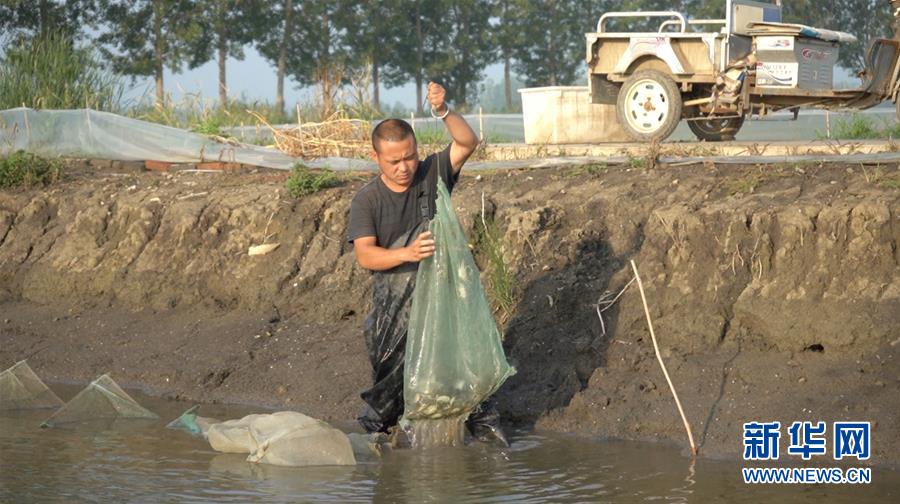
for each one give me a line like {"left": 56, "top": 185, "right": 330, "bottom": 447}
{"left": 0, "top": 31, "right": 124, "bottom": 111}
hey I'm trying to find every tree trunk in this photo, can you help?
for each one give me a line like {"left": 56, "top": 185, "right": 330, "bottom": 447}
{"left": 153, "top": 1, "right": 165, "bottom": 105}
{"left": 276, "top": 0, "right": 293, "bottom": 117}
{"left": 504, "top": 54, "right": 512, "bottom": 111}
{"left": 415, "top": 1, "right": 424, "bottom": 115}
{"left": 372, "top": 56, "right": 380, "bottom": 112}
{"left": 321, "top": 12, "right": 333, "bottom": 117}
{"left": 217, "top": 22, "right": 228, "bottom": 107}
{"left": 39, "top": 0, "right": 51, "bottom": 35}
{"left": 893, "top": 1, "right": 900, "bottom": 40}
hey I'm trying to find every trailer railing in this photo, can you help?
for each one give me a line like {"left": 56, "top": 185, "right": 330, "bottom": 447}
{"left": 597, "top": 11, "right": 687, "bottom": 34}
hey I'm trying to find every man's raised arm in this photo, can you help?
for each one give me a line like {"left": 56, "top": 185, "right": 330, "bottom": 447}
{"left": 427, "top": 82, "right": 478, "bottom": 174}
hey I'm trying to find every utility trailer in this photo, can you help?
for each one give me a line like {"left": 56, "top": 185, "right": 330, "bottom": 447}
{"left": 586, "top": 0, "right": 900, "bottom": 142}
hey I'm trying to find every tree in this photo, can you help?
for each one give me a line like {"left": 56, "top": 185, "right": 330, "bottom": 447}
{"left": 432, "top": 0, "right": 495, "bottom": 110}
{"left": 255, "top": 0, "right": 302, "bottom": 118}
{"left": 285, "top": 0, "right": 356, "bottom": 117}
{"left": 0, "top": 0, "right": 100, "bottom": 43}
{"left": 380, "top": 0, "right": 446, "bottom": 115}
{"left": 512, "top": 1, "right": 594, "bottom": 87}
{"left": 343, "top": 1, "right": 407, "bottom": 113}
{"left": 98, "top": 0, "right": 203, "bottom": 105}
{"left": 190, "top": 0, "right": 264, "bottom": 107}
{"left": 492, "top": 0, "right": 523, "bottom": 110}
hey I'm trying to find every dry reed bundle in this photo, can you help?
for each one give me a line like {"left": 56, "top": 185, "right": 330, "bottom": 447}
{"left": 249, "top": 110, "right": 372, "bottom": 159}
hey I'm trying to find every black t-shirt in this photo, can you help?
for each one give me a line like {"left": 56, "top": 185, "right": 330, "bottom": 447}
{"left": 348, "top": 144, "right": 457, "bottom": 249}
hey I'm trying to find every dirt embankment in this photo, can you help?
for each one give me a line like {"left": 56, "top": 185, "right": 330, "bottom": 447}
{"left": 1, "top": 160, "right": 898, "bottom": 464}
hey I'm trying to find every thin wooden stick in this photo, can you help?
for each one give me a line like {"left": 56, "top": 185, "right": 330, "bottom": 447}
{"left": 630, "top": 259, "right": 698, "bottom": 456}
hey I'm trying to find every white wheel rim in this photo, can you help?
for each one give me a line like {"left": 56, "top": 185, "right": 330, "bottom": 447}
{"left": 624, "top": 79, "right": 670, "bottom": 134}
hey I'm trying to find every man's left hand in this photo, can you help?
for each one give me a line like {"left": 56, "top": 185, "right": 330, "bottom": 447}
{"left": 427, "top": 82, "right": 447, "bottom": 114}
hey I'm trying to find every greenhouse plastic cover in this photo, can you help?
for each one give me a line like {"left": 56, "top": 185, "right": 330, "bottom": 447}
{"left": 5, "top": 108, "right": 897, "bottom": 173}
{"left": 0, "top": 107, "right": 302, "bottom": 170}
{"left": 0, "top": 360, "right": 64, "bottom": 411}
{"left": 41, "top": 373, "right": 158, "bottom": 427}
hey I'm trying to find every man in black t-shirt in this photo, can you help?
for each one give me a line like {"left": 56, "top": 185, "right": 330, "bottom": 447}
{"left": 346, "top": 83, "right": 506, "bottom": 444}
{"left": 348, "top": 82, "right": 474, "bottom": 267}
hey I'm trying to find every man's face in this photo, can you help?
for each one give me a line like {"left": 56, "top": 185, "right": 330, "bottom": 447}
{"left": 373, "top": 136, "right": 419, "bottom": 189}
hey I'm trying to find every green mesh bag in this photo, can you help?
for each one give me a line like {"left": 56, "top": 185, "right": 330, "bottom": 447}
{"left": 41, "top": 374, "right": 158, "bottom": 427}
{"left": 403, "top": 180, "right": 515, "bottom": 422}
{"left": 0, "top": 360, "right": 64, "bottom": 410}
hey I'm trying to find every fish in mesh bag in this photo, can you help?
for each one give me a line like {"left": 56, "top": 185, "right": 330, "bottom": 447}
{"left": 401, "top": 180, "right": 515, "bottom": 446}
{"left": 0, "top": 360, "right": 64, "bottom": 410}
{"left": 40, "top": 373, "right": 158, "bottom": 427}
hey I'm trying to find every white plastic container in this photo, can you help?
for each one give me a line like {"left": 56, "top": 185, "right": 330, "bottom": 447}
{"left": 518, "top": 86, "right": 629, "bottom": 144}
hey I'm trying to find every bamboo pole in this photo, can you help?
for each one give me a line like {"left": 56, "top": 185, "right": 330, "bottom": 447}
{"left": 630, "top": 259, "right": 698, "bottom": 456}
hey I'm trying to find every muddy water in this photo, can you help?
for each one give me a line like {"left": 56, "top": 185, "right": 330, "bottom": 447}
{"left": 1, "top": 385, "right": 898, "bottom": 503}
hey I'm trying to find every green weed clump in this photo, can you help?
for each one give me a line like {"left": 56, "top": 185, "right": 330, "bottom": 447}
{"left": 473, "top": 216, "right": 518, "bottom": 323}
{"left": 0, "top": 151, "right": 63, "bottom": 188}
{"left": 284, "top": 163, "right": 341, "bottom": 198}
{"left": 726, "top": 173, "right": 764, "bottom": 195}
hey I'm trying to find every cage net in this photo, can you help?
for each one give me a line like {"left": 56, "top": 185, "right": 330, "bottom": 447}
{"left": 40, "top": 373, "right": 158, "bottom": 427}
{"left": 0, "top": 360, "right": 64, "bottom": 410}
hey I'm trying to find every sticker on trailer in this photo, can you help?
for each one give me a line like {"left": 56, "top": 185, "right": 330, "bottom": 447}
{"left": 756, "top": 62, "right": 799, "bottom": 87}
{"left": 756, "top": 37, "right": 794, "bottom": 50}
{"left": 800, "top": 48, "right": 831, "bottom": 61}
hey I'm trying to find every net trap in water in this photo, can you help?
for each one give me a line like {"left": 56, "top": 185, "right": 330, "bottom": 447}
{"left": 0, "top": 360, "right": 64, "bottom": 411}
{"left": 41, "top": 373, "right": 158, "bottom": 428}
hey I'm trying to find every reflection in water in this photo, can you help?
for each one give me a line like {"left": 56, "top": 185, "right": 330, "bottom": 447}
{"left": 1, "top": 385, "right": 899, "bottom": 503}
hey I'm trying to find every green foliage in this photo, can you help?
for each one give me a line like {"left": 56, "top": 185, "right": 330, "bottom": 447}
{"left": 98, "top": 0, "right": 205, "bottom": 103}
{"left": 129, "top": 92, "right": 289, "bottom": 135}
{"left": 284, "top": 163, "right": 341, "bottom": 198}
{"left": 567, "top": 162, "right": 608, "bottom": 178}
{"left": 817, "top": 114, "right": 900, "bottom": 140}
{"left": 473, "top": 215, "right": 518, "bottom": 322}
{"left": 512, "top": 1, "right": 617, "bottom": 87}
{"left": 727, "top": 173, "right": 764, "bottom": 195}
{"left": 0, "top": 151, "right": 63, "bottom": 188}
{"left": 0, "top": 0, "right": 101, "bottom": 42}
{"left": 0, "top": 31, "right": 124, "bottom": 111}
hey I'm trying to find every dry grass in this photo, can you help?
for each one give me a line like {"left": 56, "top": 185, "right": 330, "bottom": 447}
{"left": 250, "top": 110, "right": 372, "bottom": 159}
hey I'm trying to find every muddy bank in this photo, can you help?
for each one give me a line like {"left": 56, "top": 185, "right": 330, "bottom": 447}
{"left": 1, "top": 159, "right": 898, "bottom": 464}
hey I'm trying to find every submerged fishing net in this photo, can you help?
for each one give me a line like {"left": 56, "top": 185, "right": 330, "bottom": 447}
{"left": 169, "top": 407, "right": 356, "bottom": 467}
{"left": 401, "top": 180, "right": 515, "bottom": 447}
{"left": 0, "top": 360, "right": 64, "bottom": 410}
{"left": 41, "top": 374, "right": 158, "bottom": 427}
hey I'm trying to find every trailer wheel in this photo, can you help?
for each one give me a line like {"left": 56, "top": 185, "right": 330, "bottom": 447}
{"left": 616, "top": 70, "right": 683, "bottom": 142}
{"left": 687, "top": 115, "right": 745, "bottom": 142}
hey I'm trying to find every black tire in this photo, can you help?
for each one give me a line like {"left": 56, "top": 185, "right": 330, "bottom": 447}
{"left": 687, "top": 115, "right": 745, "bottom": 142}
{"left": 616, "top": 69, "right": 683, "bottom": 142}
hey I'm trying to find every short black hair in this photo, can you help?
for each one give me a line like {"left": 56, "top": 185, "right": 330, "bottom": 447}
{"left": 372, "top": 119, "right": 415, "bottom": 152}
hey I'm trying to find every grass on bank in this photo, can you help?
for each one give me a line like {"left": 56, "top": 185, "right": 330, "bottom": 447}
{"left": 472, "top": 215, "right": 518, "bottom": 324}
{"left": 817, "top": 114, "right": 900, "bottom": 140}
{"left": 0, "top": 151, "right": 63, "bottom": 188}
{"left": 284, "top": 163, "right": 342, "bottom": 198}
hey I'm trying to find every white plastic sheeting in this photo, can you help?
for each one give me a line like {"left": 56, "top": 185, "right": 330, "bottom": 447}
{"left": 0, "top": 108, "right": 300, "bottom": 170}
